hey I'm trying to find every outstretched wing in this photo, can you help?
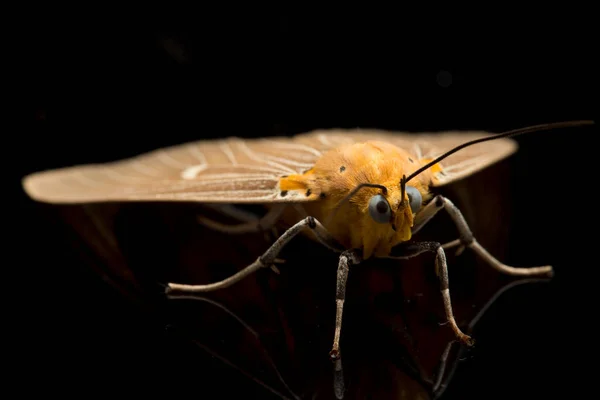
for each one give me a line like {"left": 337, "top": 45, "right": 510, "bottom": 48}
{"left": 22, "top": 129, "right": 517, "bottom": 204}
{"left": 295, "top": 129, "right": 517, "bottom": 187}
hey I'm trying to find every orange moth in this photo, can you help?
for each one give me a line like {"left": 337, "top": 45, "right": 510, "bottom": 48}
{"left": 22, "top": 120, "right": 593, "bottom": 396}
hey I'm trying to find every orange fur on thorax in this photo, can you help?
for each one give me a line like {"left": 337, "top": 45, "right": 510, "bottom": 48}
{"left": 279, "top": 141, "right": 435, "bottom": 259}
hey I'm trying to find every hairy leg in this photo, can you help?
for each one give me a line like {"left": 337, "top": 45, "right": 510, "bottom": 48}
{"left": 329, "top": 249, "right": 362, "bottom": 399}
{"left": 388, "top": 241, "right": 474, "bottom": 346}
{"left": 165, "top": 216, "right": 342, "bottom": 294}
{"left": 197, "top": 204, "right": 287, "bottom": 235}
{"left": 329, "top": 250, "right": 362, "bottom": 359}
{"left": 412, "top": 195, "right": 553, "bottom": 277}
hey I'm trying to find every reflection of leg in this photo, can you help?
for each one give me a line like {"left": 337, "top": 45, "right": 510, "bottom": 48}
{"left": 333, "top": 358, "right": 345, "bottom": 400}
{"left": 329, "top": 250, "right": 361, "bottom": 400}
{"left": 167, "top": 295, "right": 302, "bottom": 400}
{"left": 432, "top": 339, "right": 456, "bottom": 394}
{"left": 432, "top": 276, "right": 552, "bottom": 398}
{"left": 197, "top": 204, "right": 286, "bottom": 234}
{"left": 413, "top": 195, "right": 553, "bottom": 277}
{"left": 166, "top": 216, "right": 340, "bottom": 294}
{"left": 388, "top": 241, "right": 473, "bottom": 346}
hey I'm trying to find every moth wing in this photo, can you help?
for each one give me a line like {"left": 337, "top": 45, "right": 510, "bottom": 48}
{"left": 22, "top": 129, "right": 517, "bottom": 205}
{"left": 393, "top": 130, "right": 518, "bottom": 186}
{"left": 22, "top": 136, "right": 328, "bottom": 204}
{"left": 295, "top": 129, "right": 518, "bottom": 186}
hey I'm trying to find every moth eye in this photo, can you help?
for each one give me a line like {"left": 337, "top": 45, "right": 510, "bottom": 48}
{"left": 406, "top": 185, "right": 422, "bottom": 212}
{"left": 368, "top": 194, "right": 391, "bottom": 224}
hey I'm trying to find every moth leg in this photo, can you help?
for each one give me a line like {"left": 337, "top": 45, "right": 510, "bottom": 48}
{"left": 166, "top": 216, "right": 342, "bottom": 294}
{"left": 388, "top": 241, "right": 474, "bottom": 346}
{"left": 329, "top": 250, "right": 362, "bottom": 359}
{"left": 197, "top": 204, "right": 286, "bottom": 235}
{"left": 329, "top": 249, "right": 362, "bottom": 400}
{"left": 412, "top": 195, "right": 553, "bottom": 277}
{"left": 202, "top": 204, "right": 264, "bottom": 223}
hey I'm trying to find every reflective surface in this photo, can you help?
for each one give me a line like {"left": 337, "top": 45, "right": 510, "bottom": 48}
{"left": 25, "top": 160, "right": 559, "bottom": 399}
{"left": 19, "top": 18, "right": 595, "bottom": 398}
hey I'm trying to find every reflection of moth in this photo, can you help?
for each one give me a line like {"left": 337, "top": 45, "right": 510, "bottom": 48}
{"left": 167, "top": 276, "right": 552, "bottom": 400}
{"left": 22, "top": 121, "right": 592, "bottom": 399}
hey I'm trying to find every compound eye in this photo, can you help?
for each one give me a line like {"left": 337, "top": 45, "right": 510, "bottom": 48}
{"left": 406, "top": 185, "right": 422, "bottom": 212}
{"left": 368, "top": 194, "right": 391, "bottom": 224}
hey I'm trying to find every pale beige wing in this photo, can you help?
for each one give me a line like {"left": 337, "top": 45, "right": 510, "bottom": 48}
{"left": 295, "top": 129, "right": 518, "bottom": 187}
{"left": 22, "top": 129, "right": 517, "bottom": 204}
{"left": 22, "top": 136, "right": 325, "bottom": 204}
{"left": 405, "top": 131, "right": 518, "bottom": 186}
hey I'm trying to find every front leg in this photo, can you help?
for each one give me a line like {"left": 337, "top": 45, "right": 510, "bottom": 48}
{"left": 412, "top": 195, "right": 553, "bottom": 277}
{"left": 329, "top": 249, "right": 362, "bottom": 360}
{"left": 166, "top": 216, "right": 342, "bottom": 294}
{"left": 330, "top": 249, "right": 362, "bottom": 400}
{"left": 388, "top": 241, "right": 474, "bottom": 346}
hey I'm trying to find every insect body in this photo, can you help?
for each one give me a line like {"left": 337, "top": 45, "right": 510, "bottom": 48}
{"left": 22, "top": 121, "right": 593, "bottom": 398}
{"left": 279, "top": 140, "right": 432, "bottom": 259}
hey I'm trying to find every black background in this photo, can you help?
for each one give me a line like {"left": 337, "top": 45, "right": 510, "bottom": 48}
{"left": 16, "top": 9, "right": 597, "bottom": 400}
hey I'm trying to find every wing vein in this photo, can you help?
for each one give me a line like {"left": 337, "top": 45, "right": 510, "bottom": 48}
{"left": 262, "top": 139, "right": 323, "bottom": 157}
{"left": 220, "top": 141, "right": 239, "bottom": 165}
{"left": 234, "top": 140, "right": 295, "bottom": 174}
{"left": 157, "top": 151, "right": 189, "bottom": 169}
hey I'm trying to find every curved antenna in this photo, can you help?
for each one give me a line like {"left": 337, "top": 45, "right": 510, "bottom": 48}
{"left": 405, "top": 120, "right": 595, "bottom": 183}
{"left": 399, "top": 174, "right": 407, "bottom": 207}
{"left": 324, "top": 183, "right": 388, "bottom": 226}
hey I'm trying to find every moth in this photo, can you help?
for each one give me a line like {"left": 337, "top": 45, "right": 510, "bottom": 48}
{"left": 22, "top": 120, "right": 593, "bottom": 397}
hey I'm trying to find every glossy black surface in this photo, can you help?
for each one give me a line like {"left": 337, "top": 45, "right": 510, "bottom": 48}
{"left": 17, "top": 14, "right": 595, "bottom": 399}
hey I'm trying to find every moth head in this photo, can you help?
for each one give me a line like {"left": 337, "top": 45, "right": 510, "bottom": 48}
{"left": 366, "top": 177, "right": 424, "bottom": 226}
{"left": 360, "top": 176, "right": 427, "bottom": 257}
{"left": 327, "top": 178, "right": 427, "bottom": 259}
